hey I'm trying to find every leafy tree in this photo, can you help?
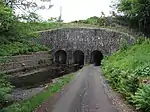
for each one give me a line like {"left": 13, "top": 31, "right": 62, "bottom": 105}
{"left": 0, "top": 3, "right": 39, "bottom": 44}
{"left": 112, "top": 0, "right": 150, "bottom": 34}
{"left": 4, "top": 0, "right": 53, "bottom": 21}
{"left": 5, "top": 0, "right": 53, "bottom": 11}
{"left": 0, "top": 3, "right": 20, "bottom": 44}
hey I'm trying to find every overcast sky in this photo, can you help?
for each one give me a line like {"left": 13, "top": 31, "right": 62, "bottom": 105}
{"left": 36, "top": 0, "right": 112, "bottom": 22}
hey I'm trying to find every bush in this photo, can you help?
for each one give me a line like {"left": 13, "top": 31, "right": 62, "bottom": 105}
{"left": 102, "top": 39, "right": 150, "bottom": 111}
{"left": 0, "top": 3, "right": 24, "bottom": 44}
{"left": 0, "top": 74, "right": 13, "bottom": 109}
{"left": 134, "top": 64, "right": 150, "bottom": 77}
{"left": 131, "top": 84, "right": 150, "bottom": 111}
{"left": 120, "top": 38, "right": 129, "bottom": 51}
{"left": 71, "top": 16, "right": 108, "bottom": 26}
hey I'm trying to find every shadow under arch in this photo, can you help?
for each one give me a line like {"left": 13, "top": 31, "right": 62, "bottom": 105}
{"left": 90, "top": 50, "right": 103, "bottom": 66}
{"left": 73, "top": 50, "right": 84, "bottom": 66}
{"left": 54, "top": 50, "right": 67, "bottom": 64}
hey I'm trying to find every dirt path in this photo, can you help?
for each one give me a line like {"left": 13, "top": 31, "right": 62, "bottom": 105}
{"left": 36, "top": 65, "right": 118, "bottom": 112}
{"left": 36, "top": 65, "right": 139, "bottom": 112}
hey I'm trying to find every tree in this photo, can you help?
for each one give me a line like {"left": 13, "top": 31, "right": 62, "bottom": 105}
{"left": 5, "top": 0, "right": 53, "bottom": 10}
{"left": 0, "top": 3, "right": 37, "bottom": 44}
{"left": 4, "top": 0, "right": 53, "bottom": 21}
{"left": 112, "top": 0, "right": 150, "bottom": 34}
{"left": 0, "top": 3, "right": 19, "bottom": 43}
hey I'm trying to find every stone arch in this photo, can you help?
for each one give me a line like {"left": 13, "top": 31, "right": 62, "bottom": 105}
{"left": 73, "top": 50, "right": 84, "bottom": 66}
{"left": 90, "top": 50, "right": 103, "bottom": 66}
{"left": 54, "top": 50, "right": 67, "bottom": 64}
{"left": 37, "top": 28, "right": 135, "bottom": 65}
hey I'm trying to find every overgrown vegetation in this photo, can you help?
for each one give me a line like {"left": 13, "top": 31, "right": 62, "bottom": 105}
{"left": 1, "top": 0, "right": 150, "bottom": 111}
{"left": 112, "top": 0, "right": 150, "bottom": 35}
{"left": 71, "top": 16, "right": 142, "bottom": 37}
{"left": 102, "top": 39, "right": 150, "bottom": 112}
{"left": 71, "top": 16, "right": 108, "bottom": 26}
{"left": 0, "top": 74, "right": 74, "bottom": 112}
{"left": 0, "top": 2, "right": 54, "bottom": 109}
{"left": 0, "top": 3, "right": 52, "bottom": 52}
{"left": 0, "top": 41, "right": 48, "bottom": 57}
{"left": 0, "top": 74, "right": 13, "bottom": 109}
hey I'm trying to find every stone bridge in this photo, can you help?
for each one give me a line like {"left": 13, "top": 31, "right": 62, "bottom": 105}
{"left": 36, "top": 28, "right": 134, "bottom": 66}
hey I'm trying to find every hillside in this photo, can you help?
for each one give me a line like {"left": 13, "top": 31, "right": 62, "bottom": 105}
{"left": 102, "top": 39, "right": 150, "bottom": 112}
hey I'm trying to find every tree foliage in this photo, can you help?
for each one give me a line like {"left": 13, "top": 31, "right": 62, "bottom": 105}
{"left": 113, "top": 0, "right": 150, "bottom": 34}
{"left": 5, "top": 0, "right": 53, "bottom": 11}
{"left": 0, "top": 3, "right": 21, "bottom": 44}
{"left": 0, "top": 2, "right": 51, "bottom": 109}
{"left": 4, "top": 0, "right": 53, "bottom": 21}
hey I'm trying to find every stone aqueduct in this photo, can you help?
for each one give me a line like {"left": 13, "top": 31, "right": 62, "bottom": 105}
{"left": 36, "top": 28, "right": 134, "bottom": 66}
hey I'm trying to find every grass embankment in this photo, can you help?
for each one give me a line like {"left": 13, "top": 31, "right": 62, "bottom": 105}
{"left": 102, "top": 39, "right": 150, "bottom": 112}
{"left": 0, "top": 74, "right": 74, "bottom": 112}
{"left": 0, "top": 41, "right": 49, "bottom": 57}
{"left": 0, "top": 41, "right": 49, "bottom": 63}
{"left": 0, "top": 22, "right": 63, "bottom": 56}
{"left": 0, "top": 22, "right": 63, "bottom": 62}
{"left": 19, "top": 22, "right": 63, "bottom": 32}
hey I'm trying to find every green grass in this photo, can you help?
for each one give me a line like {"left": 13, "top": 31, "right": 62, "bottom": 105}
{"left": 103, "top": 40, "right": 150, "bottom": 71}
{"left": 0, "top": 20, "right": 137, "bottom": 58}
{"left": 22, "top": 21, "right": 138, "bottom": 37}
{"left": 102, "top": 39, "right": 150, "bottom": 112}
{"left": 0, "top": 40, "right": 49, "bottom": 63}
{"left": 0, "top": 41, "right": 49, "bottom": 57}
{"left": 0, "top": 22, "right": 62, "bottom": 59}
{"left": 19, "top": 22, "right": 63, "bottom": 33}
{"left": 0, "top": 74, "right": 74, "bottom": 112}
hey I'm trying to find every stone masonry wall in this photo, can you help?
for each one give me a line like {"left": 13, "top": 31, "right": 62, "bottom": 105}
{"left": 37, "top": 28, "right": 135, "bottom": 64}
{"left": 0, "top": 51, "right": 52, "bottom": 73}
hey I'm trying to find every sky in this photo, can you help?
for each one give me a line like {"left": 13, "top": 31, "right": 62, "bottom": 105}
{"left": 37, "top": 0, "right": 112, "bottom": 22}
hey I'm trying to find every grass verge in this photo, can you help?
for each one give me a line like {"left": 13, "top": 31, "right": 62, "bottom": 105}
{"left": 0, "top": 74, "right": 74, "bottom": 112}
{"left": 102, "top": 39, "right": 150, "bottom": 112}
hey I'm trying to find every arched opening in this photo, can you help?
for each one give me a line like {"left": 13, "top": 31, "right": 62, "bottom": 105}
{"left": 55, "top": 50, "right": 67, "bottom": 64}
{"left": 91, "top": 50, "right": 103, "bottom": 66}
{"left": 73, "top": 50, "right": 84, "bottom": 66}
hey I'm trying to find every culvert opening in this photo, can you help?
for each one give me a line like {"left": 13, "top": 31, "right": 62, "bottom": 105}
{"left": 55, "top": 50, "right": 67, "bottom": 64}
{"left": 91, "top": 50, "right": 103, "bottom": 66}
{"left": 73, "top": 50, "right": 84, "bottom": 66}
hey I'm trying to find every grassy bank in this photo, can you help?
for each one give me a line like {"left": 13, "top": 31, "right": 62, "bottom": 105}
{"left": 18, "top": 22, "right": 63, "bottom": 34}
{"left": 0, "top": 74, "right": 74, "bottom": 112}
{"left": 0, "top": 41, "right": 49, "bottom": 57}
{"left": 0, "top": 40, "right": 49, "bottom": 63}
{"left": 102, "top": 39, "right": 150, "bottom": 112}
{"left": 0, "top": 22, "right": 62, "bottom": 57}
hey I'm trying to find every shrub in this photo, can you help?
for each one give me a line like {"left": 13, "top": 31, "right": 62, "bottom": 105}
{"left": 102, "top": 39, "right": 150, "bottom": 111}
{"left": 0, "top": 74, "right": 13, "bottom": 109}
{"left": 131, "top": 84, "right": 150, "bottom": 112}
{"left": 120, "top": 38, "right": 129, "bottom": 51}
{"left": 134, "top": 64, "right": 150, "bottom": 77}
{"left": 71, "top": 16, "right": 108, "bottom": 26}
